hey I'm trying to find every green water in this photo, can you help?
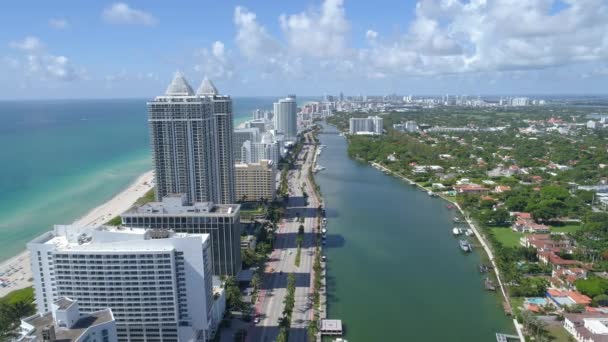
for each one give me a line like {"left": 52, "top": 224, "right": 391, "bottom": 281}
{"left": 316, "top": 124, "right": 514, "bottom": 341}
{"left": 0, "top": 97, "right": 277, "bottom": 262}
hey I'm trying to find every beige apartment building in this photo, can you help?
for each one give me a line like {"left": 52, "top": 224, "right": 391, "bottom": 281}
{"left": 235, "top": 160, "right": 276, "bottom": 202}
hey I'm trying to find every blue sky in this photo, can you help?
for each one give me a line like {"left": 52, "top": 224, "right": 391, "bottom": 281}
{"left": 2, "top": 0, "right": 608, "bottom": 99}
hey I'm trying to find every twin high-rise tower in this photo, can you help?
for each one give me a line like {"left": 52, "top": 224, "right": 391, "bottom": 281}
{"left": 147, "top": 72, "right": 235, "bottom": 205}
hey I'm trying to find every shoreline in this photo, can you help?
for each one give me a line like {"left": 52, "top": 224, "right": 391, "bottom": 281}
{"left": 369, "top": 161, "right": 525, "bottom": 341}
{"left": 0, "top": 170, "right": 155, "bottom": 298}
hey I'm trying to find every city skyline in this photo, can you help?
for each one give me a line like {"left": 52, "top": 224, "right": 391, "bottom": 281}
{"left": 2, "top": 0, "right": 608, "bottom": 99}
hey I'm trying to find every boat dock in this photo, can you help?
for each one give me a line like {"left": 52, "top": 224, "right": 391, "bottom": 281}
{"left": 496, "top": 333, "right": 520, "bottom": 342}
{"left": 321, "top": 319, "right": 343, "bottom": 336}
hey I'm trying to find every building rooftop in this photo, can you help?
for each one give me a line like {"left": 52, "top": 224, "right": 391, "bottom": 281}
{"left": 54, "top": 297, "right": 76, "bottom": 310}
{"left": 123, "top": 194, "right": 240, "bottom": 217}
{"left": 29, "top": 224, "right": 209, "bottom": 253}
{"left": 565, "top": 313, "right": 608, "bottom": 341}
{"left": 21, "top": 298, "right": 114, "bottom": 342}
{"left": 320, "top": 319, "right": 343, "bottom": 334}
{"left": 197, "top": 77, "right": 218, "bottom": 96}
{"left": 165, "top": 71, "right": 194, "bottom": 96}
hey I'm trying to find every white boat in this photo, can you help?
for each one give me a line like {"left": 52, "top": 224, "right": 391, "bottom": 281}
{"left": 428, "top": 191, "right": 437, "bottom": 197}
{"left": 322, "top": 228, "right": 327, "bottom": 234}
{"left": 465, "top": 229, "right": 474, "bottom": 236}
{"left": 452, "top": 228, "right": 461, "bottom": 235}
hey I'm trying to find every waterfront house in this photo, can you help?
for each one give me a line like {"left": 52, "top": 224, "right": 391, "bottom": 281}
{"left": 539, "top": 251, "right": 581, "bottom": 267}
{"left": 547, "top": 289, "right": 592, "bottom": 307}
{"left": 513, "top": 218, "right": 550, "bottom": 234}
{"left": 519, "top": 233, "right": 573, "bottom": 251}
{"left": 512, "top": 212, "right": 550, "bottom": 233}
{"left": 551, "top": 267, "right": 588, "bottom": 289}
{"left": 454, "top": 184, "right": 490, "bottom": 194}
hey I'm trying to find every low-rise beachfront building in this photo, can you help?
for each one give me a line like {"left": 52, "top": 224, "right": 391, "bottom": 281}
{"left": 234, "top": 159, "right": 276, "bottom": 202}
{"left": 28, "top": 224, "right": 219, "bottom": 341}
{"left": 121, "top": 194, "right": 242, "bottom": 276}
{"left": 18, "top": 297, "right": 117, "bottom": 342}
{"left": 564, "top": 313, "right": 608, "bottom": 341}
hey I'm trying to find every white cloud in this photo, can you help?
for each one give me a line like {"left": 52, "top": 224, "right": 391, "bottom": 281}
{"left": 234, "top": 6, "right": 280, "bottom": 60}
{"left": 238, "top": 0, "right": 608, "bottom": 81}
{"left": 366, "top": 30, "right": 378, "bottom": 41}
{"left": 357, "top": 0, "right": 608, "bottom": 78}
{"left": 233, "top": 6, "right": 305, "bottom": 78}
{"left": 49, "top": 18, "right": 69, "bottom": 29}
{"left": 10, "top": 36, "right": 44, "bottom": 52}
{"left": 279, "top": 0, "right": 349, "bottom": 58}
{"left": 102, "top": 3, "right": 157, "bottom": 26}
{"left": 194, "top": 41, "right": 235, "bottom": 80}
{"left": 8, "top": 36, "right": 85, "bottom": 82}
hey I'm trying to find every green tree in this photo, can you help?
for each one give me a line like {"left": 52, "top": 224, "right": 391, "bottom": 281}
{"left": 575, "top": 277, "right": 608, "bottom": 298}
{"left": 505, "top": 195, "right": 530, "bottom": 212}
{"left": 593, "top": 294, "right": 608, "bottom": 307}
{"left": 224, "top": 277, "right": 243, "bottom": 311}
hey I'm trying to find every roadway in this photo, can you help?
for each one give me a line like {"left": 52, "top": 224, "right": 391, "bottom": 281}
{"left": 249, "top": 132, "right": 321, "bottom": 342}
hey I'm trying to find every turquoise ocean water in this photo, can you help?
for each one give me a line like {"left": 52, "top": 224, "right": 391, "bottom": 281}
{"left": 0, "top": 97, "right": 289, "bottom": 262}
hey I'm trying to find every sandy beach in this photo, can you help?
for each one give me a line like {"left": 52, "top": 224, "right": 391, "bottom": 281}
{"left": 0, "top": 170, "right": 155, "bottom": 298}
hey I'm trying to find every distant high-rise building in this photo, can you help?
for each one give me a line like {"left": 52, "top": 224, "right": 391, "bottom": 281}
{"left": 349, "top": 116, "right": 384, "bottom": 135}
{"left": 253, "top": 109, "right": 264, "bottom": 120}
{"left": 240, "top": 133, "right": 279, "bottom": 166}
{"left": 147, "top": 72, "right": 235, "bottom": 205}
{"left": 28, "top": 224, "right": 219, "bottom": 341}
{"left": 233, "top": 128, "right": 260, "bottom": 163}
{"left": 511, "top": 97, "right": 529, "bottom": 106}
{"left": 273, "top": 95, "right": 297, "bottom": 139}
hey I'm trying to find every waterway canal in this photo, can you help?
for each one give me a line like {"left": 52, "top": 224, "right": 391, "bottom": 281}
{"left": 316, "top": 124, "right": 514, "bottom": 341}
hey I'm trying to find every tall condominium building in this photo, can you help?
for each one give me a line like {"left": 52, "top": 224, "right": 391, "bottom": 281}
{"left": 147, "top": 72, "right": 235, "bottom": 205}
{"left": 18, "top": 297, "right": 117, "bottom": 342}
{"left": 233, "top": 128, "right": 260, "bottom": 163}
{"left": 349, "top": 116, "right": 384, "bottom": 135}
{"left": 121, "top": 194, "right": 242, "bottom": 276}
{"left": 234, "top": 160, "right": 276, "bottom": 202}
{"left": 240, "top": 133, "right": 279, "bottom": 166}
{"left": 28, "top": 225, "right": 219, "bottom": 342}
{"left": 273, "top": 95, "right": 297, "bottom": 139}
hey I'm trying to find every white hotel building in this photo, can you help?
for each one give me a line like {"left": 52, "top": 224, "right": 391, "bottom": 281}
{"left": 28, "top": 225, "right": 222, "bottom": 342}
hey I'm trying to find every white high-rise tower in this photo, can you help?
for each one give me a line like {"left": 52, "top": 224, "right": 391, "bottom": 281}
{"left": 273, "top": 95, "right": 297, "bottom": 139}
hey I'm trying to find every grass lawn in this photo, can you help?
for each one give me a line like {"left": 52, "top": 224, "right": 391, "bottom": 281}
{"left": 546, "top": 324, "right": 573, "bottom": 342}
{"left": 490, "top": 228, "right": 523, "bottom": 248}
{"left": 550, "top": 224, "right": 582, "bottom": 234}
{"left": 135, "top": 188, "right": 155, "bottom": 205}
{"left": 510, "top": 297, "right": 525, "bottom": 317}
{"left": 0, "top": 286, "right": 34, "bottom": 304}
